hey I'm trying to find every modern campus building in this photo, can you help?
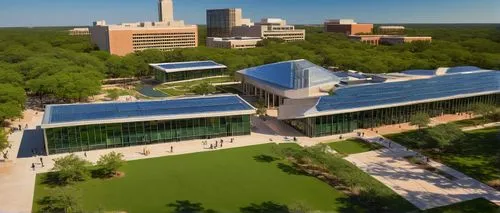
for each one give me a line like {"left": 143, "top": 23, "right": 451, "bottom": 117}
{"left": 206, "top": 37, "right": 263, "bottom": 49}
{"left": 150, "top": 61, "right": 228, "bottom": 83}
{"left": 206, "top": 8, "right": 253, "bottom": 37}
{"left": 237, "top": 61, "right": 500, "bottom": 137}
{"left": 68, "top": 28, "right": 90, "bottom": 36}
{"left": 90, "top": 0, "right": 198, "bottom": 56}
{"left": 236, "top": 59, "right": 340, "bottom": 108}
{"left": 324, "top": 19, "right": 374, "bottom": 35}
{"left": 349, "top": 35, "right": 432, "bottom": 46}
{"left": 232, "top": 18, "right": 306, "bottom": 42}
{"left": 41, "top": 95, "right": 255, "bottom": 155}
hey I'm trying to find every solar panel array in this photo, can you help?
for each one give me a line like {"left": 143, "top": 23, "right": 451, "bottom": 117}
{"left": 316, "top": 71, "right": 500, "bottom": 112}
{"left": 157, "top": 61, "right": 222, "bottom": 70}
{"left": 46, "top": 96, "right": 253, "bottom": 124}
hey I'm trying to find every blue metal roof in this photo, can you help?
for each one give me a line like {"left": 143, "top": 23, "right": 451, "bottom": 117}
{"left": 43, "top": 95, "right": 254, "bottom": 125}
{"left": 238, "top": 59, "right": 340, "bottom": 89}
{"left": 316, "top": 71, "right": 500, "bottom": 113}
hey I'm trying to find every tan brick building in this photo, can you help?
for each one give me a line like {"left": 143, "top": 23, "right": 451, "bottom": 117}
{"left": 232, "top": 18, "right": 305, "bottom": 42}
{"left": 324, "top": 19, "right": 373, "bottom": 35}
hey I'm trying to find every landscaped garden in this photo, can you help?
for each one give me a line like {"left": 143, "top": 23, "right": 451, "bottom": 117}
{"left": 155, "top": 76, "right": 234, "bottom": 97}
{"left": 386, "top": 126, "right": 500, "bottom": 189}
{"left": 33, "top": 143, "right": 416, "bottom": 213}
{"left": 328, "top": 139, "right": 382, "bottom": 155}
{"left": 422, "top": 198, "right": 499, "bottom": 213}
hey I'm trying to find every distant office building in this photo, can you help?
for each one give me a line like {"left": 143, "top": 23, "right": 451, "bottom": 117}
{"left": 90, "top": 0, "right": 198, "bottom": 56}
{"left": 68, "top": 28, "right": 90, "bottom": 36}
{"left": 41, "top": 95, "right": 255, "bottom": 154}
{"left": 232, "top": 18, "right": 306, "bottom": 42}
{"left": 206, "top": 8, "right": 253, "bottom": 37}
{"left": 324, "top": 19, "right": 373, "bottom": 35}
{"left": 207, "top": 37, "right": 262, "bottom": 49}
{"left": 378, "top": 25, "right": 405, "bottom": 34}
{"left": 348, "top": 35, "right": 432, "bottom": 46}
{"left": 151, "top": 61, "right": 227, "bottom": 83}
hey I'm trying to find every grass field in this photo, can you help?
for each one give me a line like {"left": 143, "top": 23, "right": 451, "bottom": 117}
{"left": 156, "top": 76, "right": 234, "bottom": 97}
{"left": 328, "top": 139, "right": 382, "bottom": 155}
{"left": 423, "top": 198, "right": 499, "bottom": 213}
{"left": 386, "top": 127, "right": 500, "bottom": 184}
{"left": 34, "top": 144, "right": 371, "bottom": 213}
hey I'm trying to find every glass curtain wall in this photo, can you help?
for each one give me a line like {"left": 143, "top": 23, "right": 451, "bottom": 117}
{"left": 287, "top": 93, "right": 499, "bottom": 137}
{"left": 45, "top": 115, "right": 250, "bottom": 154}
{"left": 154, "top": 68, "right": 226, "bottom": 83}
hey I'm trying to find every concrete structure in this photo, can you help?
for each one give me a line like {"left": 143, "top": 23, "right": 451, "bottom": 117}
{"left": 378, "top": 25, "right": 405, "bottom": 34}
{"left": 206, "top": 8, "right": 253, "bottom": 37}
{"left": 206, "top": 37, "right": 262, "bottom": 49}
{"left": 90, "top": 0, "right": 198, "bottom": 56}
{"left": 232, "top": 18, "right": 306, "bottom": 42}
{"left": 150, "top": 61, "right": 227, "bottom": 83}
{"left": 236, "top": 59, "right": 340, "bottom": 108}
{"left": 41, "top": 94, "right": 255, "bottom": 155}
{"left": 349, "top": 35, "right": 432, "bottom": 46}
{"left": 68, "top": 28, "right": 90, "bottom": 36}
{"left": 324, "top": 19, "right": 373, "bottom": 35}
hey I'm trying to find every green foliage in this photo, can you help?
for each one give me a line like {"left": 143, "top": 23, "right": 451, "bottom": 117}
{"left": 37, "top": 186, "right": 82, "bottom": 213}
{"left": 426, "top": 124, "right": 464, "bottom": 151}
{"left": 255, "top": 99, "right": 267, "bottom": 116}
{"left": 0, "top": 129, "right": 10, "bottom": 159}
{"left": 472, "top": 103, "right": 497, "bottom": 125}
{"left": 410, "top": 112, "right": 431, "bottom": 129}
{"left": 0, "top": 84, "right": 26, "bottom": 120}
{"left": 96, "top": 152, "right": 125, "bottom": 177}
{"left": 190, "top": 82, "right": 216, "bottom": 95}
{"left": 52, "top": 154, "right": 90, "bottom": 185}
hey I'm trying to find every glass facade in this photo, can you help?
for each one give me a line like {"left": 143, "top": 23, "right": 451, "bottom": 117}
{"left": 45, "top": 115, "right": 250, "bottom": 154}
{"left": 287, "top": 94, "right": 500, "bottom": 137}
{"left": 154, "top": 68, "right": 226, "bottom": 83}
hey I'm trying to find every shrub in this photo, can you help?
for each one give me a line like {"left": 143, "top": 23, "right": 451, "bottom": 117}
{"left": 96, "top": 151, "right": 125, "bottom": 178}
{"left": 51, "top": 154, "right": 90, "bottom": 185}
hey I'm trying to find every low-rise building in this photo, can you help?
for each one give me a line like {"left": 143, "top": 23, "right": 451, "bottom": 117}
{"left": 150, "top": 61, "right": 227, "bottom": 83}
{"left": 69, "top": 28, "right": 90, "bottom": 36}
{"left": 324, "top": 19, "right": 373, "bottom": 35}
{"left": 348, "top": 35, "right": 432, "bottom": 46}
{"left": 232, "top": 18, "right": 305, "bottom": 42}
{"left": 378, "top": 25, "right": 405, "bottom": 34}
{"left": 206, "top": 37, "right": 262, "bottom": 49}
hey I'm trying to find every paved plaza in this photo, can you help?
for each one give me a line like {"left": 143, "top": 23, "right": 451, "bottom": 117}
{"left": 0, "top": 109, "right": 498, "bottom": 212}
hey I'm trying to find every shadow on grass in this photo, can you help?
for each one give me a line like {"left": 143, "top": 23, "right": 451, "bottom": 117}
{"left": 276, "top": 163, "right": 309, "bottom": 176}
{"left": 253, "top": 154, "right": 279, "bottom": 163}
{"left": 40, "top": 172, "right": 66, "bottom": 187}
{"left": 240, "top": 201, "right": 289, "bottom": 213}
{"left": 166, "top": 200, "right": 217, "bottom": 213}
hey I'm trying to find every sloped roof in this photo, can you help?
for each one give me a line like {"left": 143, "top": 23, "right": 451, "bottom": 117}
{"left": 237, "top": 59, "right": 340, "bottom": 89}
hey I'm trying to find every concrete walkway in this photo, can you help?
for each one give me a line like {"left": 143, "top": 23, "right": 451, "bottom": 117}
{"left": 345, "top": 132, "right": 500, "bottom": 210}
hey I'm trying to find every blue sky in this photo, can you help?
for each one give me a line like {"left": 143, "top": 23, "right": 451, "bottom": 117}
{"left": 0, "top": 0, "right": 499, "bottom": 27}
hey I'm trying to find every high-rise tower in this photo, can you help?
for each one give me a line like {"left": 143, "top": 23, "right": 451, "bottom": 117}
{"left": 159, "top": 0, "right": 174, "bottom": 22}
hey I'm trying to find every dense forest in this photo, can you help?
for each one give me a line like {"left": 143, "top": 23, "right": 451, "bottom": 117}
{"left": 0, "top": 24, "right": 499, "bottom": 123}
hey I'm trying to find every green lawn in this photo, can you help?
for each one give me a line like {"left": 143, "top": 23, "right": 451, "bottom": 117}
{"left": 423, "top": 198, "right": 499, "bottom": 213}
{"left": 386, "top": 127, "right": 500, "bottom": 183}
{"left": 328, "top": 139, "right": 382, "bottom": 155}
{"left": 156, "top": 76, "right": 234, "bottom": 97}
{"left": 34, "top": 144, "right": 372, "bottom": 213}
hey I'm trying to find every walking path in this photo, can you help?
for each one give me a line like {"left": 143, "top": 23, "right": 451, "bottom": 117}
{"left": 0, "top": 109, "right": 498, "bottom": 212}
{"left": 345, "top": 131, "right": 500, "bottom": 210}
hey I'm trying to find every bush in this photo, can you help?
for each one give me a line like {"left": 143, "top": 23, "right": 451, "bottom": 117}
{"left": 96, "top": 152, "right": 125, "bottom": 178}
{"left": 51, "top": 154, "right": 90, "bottom": 185}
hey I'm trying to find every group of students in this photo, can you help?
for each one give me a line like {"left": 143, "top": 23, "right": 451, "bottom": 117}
{"left": 202, "top": 138, "right": 234, "bottom": 150}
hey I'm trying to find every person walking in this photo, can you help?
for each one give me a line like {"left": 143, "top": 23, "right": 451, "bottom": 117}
{"left": 170, "top": 146, "right": 173, "bottom": 153}
{"left": 84, "top": 152, "right": 87, "bottom": 158}
{"left": 31, "top": 163, "right": 35, "bottom": 171}
{"left": 40, "top": 157, "right": 44, "bottom": 167}
{"left": 220, "top": 141, "right": 223, "bottom": 147}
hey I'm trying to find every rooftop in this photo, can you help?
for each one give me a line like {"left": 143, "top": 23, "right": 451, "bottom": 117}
{"left": 42, "top": 95, "right": 255, "bottom": 128}
{"left": 279, "top": 70, "right": 500, "bottom": 119}
{"left": 150, "top": 61, "right": 227, "bottom": 73}
{"left": 237, "top": 59, "right": 340, "bottom": 90}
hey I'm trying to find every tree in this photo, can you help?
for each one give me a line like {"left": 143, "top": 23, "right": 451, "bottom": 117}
{"left": 472, "top": 103, "right": 497, "bottom": 125}
{"left": 0, "top": 84, "right": 26, "bottom": 121}
{"left": 52, "top": 154, "right": 90, "bottom": 185}
{"left": 37, "top": 187, "right": 82, "bottom": 213}
{"left": 0, "top": 129, "right": 10, "bottom": 160}
{"left": 426, "top": 124, "right": 464, "bottom": 152}
{"left": 96, "top": 152, "right": 125, "bottom": 178}
{"left": 255, "top": 99, "right": 267, "bottom": 117}
{"left": 191, "top": 82, "right": 216, "bottom": 95}
{"left": 410, "top": 112, "right": 431, "bottom": 129}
